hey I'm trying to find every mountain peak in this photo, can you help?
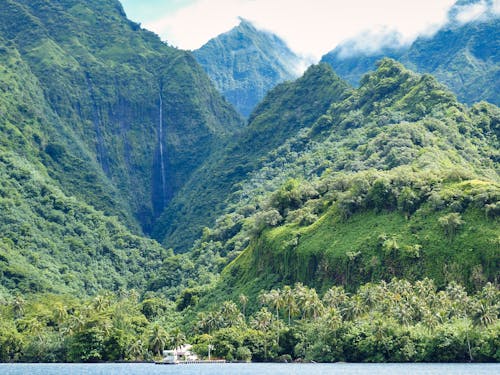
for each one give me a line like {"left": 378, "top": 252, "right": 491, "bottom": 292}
{"left": 194, "top": 20, "right": 303, "bottom": 118}
{"left": 236, "top": 17, "right": 257, "bottom": 29}
{"left": 356, "top": 58, "right": 458, "bottom": 118}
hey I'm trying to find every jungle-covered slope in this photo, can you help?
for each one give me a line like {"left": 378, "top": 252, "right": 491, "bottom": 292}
{"left": 0, "top": 0, "right": 243, "bottom": 298}
{"left": 0, "top": 0, "right": 243, "bottom": 234}
{"left": 182, "top": 59, "right": 499, "bottom": 308}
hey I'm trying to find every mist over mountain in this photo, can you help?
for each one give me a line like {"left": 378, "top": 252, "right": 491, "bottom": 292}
{"left": 194, "top": 19, "right": 303, "bottom": 118}
{"left": 321, "top": 0, "right": 499, "bottom": 105}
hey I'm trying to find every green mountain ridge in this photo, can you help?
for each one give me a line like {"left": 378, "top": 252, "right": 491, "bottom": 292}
{"left": 183, "top": 59, "right": 499, "bottom": 310}
{"left": 0, "top": 0, "right": 243, "bottom": 234}
{"left": 154, "top": 63, "right": 350, "bottom": 252}
{"left": 0, "top": 0, "right": 498, "bottom": 363}
{"left": 0, "top": 0, "right": 243, "bottom": 297}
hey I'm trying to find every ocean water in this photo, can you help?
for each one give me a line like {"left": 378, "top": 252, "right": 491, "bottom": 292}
{"left": 0, "top": 363, "right": 499, "bottom": 375}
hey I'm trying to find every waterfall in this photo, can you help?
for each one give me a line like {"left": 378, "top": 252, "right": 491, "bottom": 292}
{"left": 86, "top": 74, "right": 110, "bottom": 175}
{"left": 158, "top": 90, "right": 167, "bottom": 208}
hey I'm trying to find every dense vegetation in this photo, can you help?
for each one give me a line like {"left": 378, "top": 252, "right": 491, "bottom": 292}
{"left": 0, "top": 280, "right": 497, "bottom": 363}
{"left": 194, "top": 19, "right": 302, "bottom": 118}
{"left": 0, "top": 0, "right": 243, "bottom": 300}
{"left": 0, "top": 0, "right": 243, "bottom": 234}
{"left": 155, "top": 60, "right": 499, "bottom": 364}
{"left": 0, "top": 0, "right": 498, "bottom": 364}
{"left": 154, "top": 63, "right": 350, "bottom": 251}
{"left": 191, "top": 280, "right": 499, "bottom": 363}
{"left": 171, "top": 60, "right": 499, "bottom": 299}
{"left": 321, "top": 0, "right": 500, "bottom": 106}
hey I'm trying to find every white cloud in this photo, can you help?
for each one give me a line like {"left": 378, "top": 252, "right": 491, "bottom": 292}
{"left": 493, "top": 0, "right": 500, "bottom": 14}
{"left": 336, "top": 27, "right": 407, "bottom": 58}
{"left": 145, "top": 0, "right": 456, "bottom": 60}
{"left": 454, "top": 0, "right": 489, "bottom": 24}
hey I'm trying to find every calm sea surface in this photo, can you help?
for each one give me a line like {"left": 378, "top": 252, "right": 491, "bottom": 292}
{"left": 0, "top": 363, "right": 498, "bottom": 375}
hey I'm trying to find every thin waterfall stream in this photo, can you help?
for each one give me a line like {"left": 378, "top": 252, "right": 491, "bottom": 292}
{"left": 158, "top": 89, "right": 167, "bottom": 208}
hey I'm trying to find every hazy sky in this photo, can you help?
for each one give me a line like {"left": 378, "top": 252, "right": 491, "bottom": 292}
{"left": 120, "top": 0, "right": 496, "bottom": 59}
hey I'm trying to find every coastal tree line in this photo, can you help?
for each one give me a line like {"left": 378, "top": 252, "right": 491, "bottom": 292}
{"left": 0, "top": 278, "right": 497, "bottom": 363}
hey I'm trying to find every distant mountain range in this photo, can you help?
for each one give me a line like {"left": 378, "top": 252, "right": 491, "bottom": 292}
{"left": 321, "top": 0, "right": 499, "bottom": 106}
{"left": 194, "top": 19, "right": 303, "bottom": 118}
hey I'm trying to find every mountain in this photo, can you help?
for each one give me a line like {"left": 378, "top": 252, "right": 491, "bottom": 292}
{"left": 153, "top": 63, "right": 350, "bottom": 252}
{"left": 0, "top": 0, "right": 243, "bottom": 296}
{"left": 321, "top": 1, "right": 500, "bottom": 106}
{"left": 186, "top": 59, "right": 499, "bottom": 308}
{"left": 0, "top": 0, "right": 498, "bottom": 363}
{"left": 0, "top": 0, "right": 243, "bottom": 235}
{"left": 194, "top": 19, "right": 303, "bottom": 118}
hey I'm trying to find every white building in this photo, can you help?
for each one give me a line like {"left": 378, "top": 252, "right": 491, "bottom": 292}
{"left": 161, "top": 344, "right": 198, "bottom": 364}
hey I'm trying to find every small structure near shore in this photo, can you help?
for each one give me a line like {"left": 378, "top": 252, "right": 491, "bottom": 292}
{"left": 155, "top": 344, "right": 226, "bottom": 365}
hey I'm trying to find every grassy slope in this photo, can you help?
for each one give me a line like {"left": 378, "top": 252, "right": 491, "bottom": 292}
{"left": 214, "top": 180, "right": 499, "bottom": 310}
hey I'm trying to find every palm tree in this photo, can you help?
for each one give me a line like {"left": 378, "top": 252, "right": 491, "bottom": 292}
{"left": 250, "top": 307, "right": 273, "bottom": 332}
{"left": 239, "top": 294, "right": 249, "bottom": 318}
{"left": 302, "top": 288, "right": 324, "bottom": 320}
{"left": 342, "top": 295, "right": 366, "bottom": 321}
{"left": 148, "top": 324, "right": 168, "bottom": 357}
{"left": 93, "top": 294, "right": 111, "bottom": 312}
{"left": 282, "top": 286, "right": 298, "bottom": 325}
{"left": 323, "top": 286, "right": 347, "bottom": 309}
{"left": 261, "top": 289, "right": 284, "bottom": 321}
{"left": 169, "top": 328, "right": 186, "bottom": 351}
{"left": 250, "top": 307, "right": 273, "bottom": 361}
{"left": 472, "top": 302, "right": 498, "bottom": 327}
{"left": 27, "top": 318, "right": 45, "bottom": 342}
{"left": 65, "top": 310, "right": 86, "bottom": 335}
{"left": 438, "top": 213, "right": 464, "bottom": 241}
{"left": 127, "top": 339, "right": 145, "bottom": 361}
{"left": 53, "top": 302, "right": 68, "bottom": 327}
{"left": 12, "top": 295, "right": 25, "bottom": 318}
{"left": 220, "top": 300, "right": 244, "bottom": 328}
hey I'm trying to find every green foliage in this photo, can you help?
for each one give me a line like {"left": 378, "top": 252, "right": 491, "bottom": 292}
{"left": 0, "top": 0, "right": 243, "bottom": 238}
{"left": 0, "top": 151, "right": 168, "bottom": 296}
{"left": 438, "top": 213, "right": 465, "bottom": 241}
{"left": 190, "top": 280, "right": 499, "bottom": 363}
{"left": 0, "top": 292, "right": 187, "bottom": 362}
{"left": 155, "top": 63, "right": 349, "bottom": 251}
{"left": 0, "top": 0, "right": 243, "bottom": 301}
{"left": 183, "top": 60, "right": 499, "bottom": 307}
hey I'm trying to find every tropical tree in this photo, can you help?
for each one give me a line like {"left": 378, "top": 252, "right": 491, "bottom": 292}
{"left": 169, "top": 328, "right": 186, "bottom": 351}
{"left": 282, "top": 286, "right": 298, "bottom": 325}
{"left": 12, "top": 296, "right": 25, "bottom": 319}
{"left": 239, "top": 294, "right": 249, "bottom": 317}
{"left": 219, "top": 301, "right": 244, "bottom": 328}
{"left": 301, "top": 288, "right": 324, "bottom": 320}
{"left": 323, "top": 286, "right": 348, "bottom": 309}
{"left": 148, "top": 324, "right": 168, "bottom": 357}
{"left": 250, "top": 307, "right": 273, "bottom": 332}
{"left": 438, "top": 213, "right": 464, "bottom": 241}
